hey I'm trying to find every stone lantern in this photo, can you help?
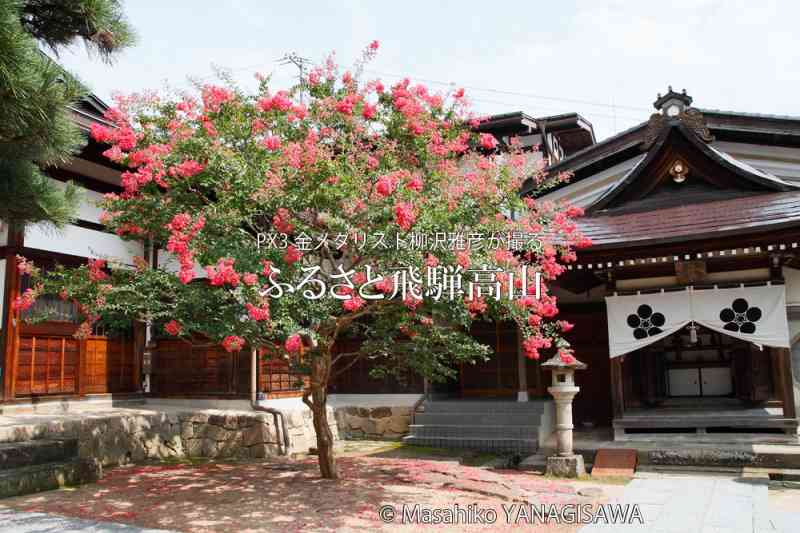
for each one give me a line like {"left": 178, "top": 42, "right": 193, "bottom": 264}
{"left": 542, "top": 354, "right": 587, "bottom": 477}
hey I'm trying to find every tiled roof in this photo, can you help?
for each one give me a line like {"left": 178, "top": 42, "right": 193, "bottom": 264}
{"left": 577, "top": 190, "right": 800, "bottom": 250}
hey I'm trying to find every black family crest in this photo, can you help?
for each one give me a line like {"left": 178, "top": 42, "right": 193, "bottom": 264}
{"left": 720, "top": 298, "right": 761, "bottom": 334}
{"left": 627, "top": 304, "right": 666, "bottom": 339}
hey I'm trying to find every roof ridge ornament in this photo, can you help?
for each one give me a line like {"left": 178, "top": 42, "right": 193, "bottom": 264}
{"left": 642, "top": 88, "right": 713, "bottom": 150}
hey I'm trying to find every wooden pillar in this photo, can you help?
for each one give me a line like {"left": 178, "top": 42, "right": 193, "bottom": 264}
{"left": 516, "top": 325, "right": 528, "bottom": 402}
{"left": 610, "top": 357, "right": 624, "bottom": 419}
{"left": 606, "top": 270, "right": 623, "bottom": 419}
{"left": 2, "top": 223, "right": 24, "bottom": 401}
{"left": 132, "top": 321, "right": 145, "bottom": 393}
{"left": 774, "top": 348, "right": 797, "bottom": 419}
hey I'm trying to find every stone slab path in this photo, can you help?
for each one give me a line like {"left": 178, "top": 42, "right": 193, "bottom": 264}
{"left": 579, "top": 475, "right": 800, "bottom": 533}
{"left": 0, "top": 508, "right": 174, "bottom": 532}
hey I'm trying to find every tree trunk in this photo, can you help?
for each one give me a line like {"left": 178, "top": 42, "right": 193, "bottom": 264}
{"left": 304, "top": 348, "right": 338, "bottom": 479}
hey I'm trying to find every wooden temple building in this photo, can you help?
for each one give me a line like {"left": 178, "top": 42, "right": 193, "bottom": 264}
{"left": 338, "top": 88, "right": 800, "bottom": 443}
{"left": 2, "top": 87, "right": 800, "bottom": 447}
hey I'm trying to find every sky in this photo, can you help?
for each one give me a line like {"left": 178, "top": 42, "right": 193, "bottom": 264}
{"left": 57, "top": 0, "right": 800, "bottom": 141}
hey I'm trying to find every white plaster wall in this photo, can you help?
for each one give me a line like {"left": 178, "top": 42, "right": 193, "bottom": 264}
{"left": 156, "top": 249, "right": 206, "bottom": 278}
{"left": 22, "top": 180, "right": 143, "bottom": 265}
{"left": 49, "top": 178, "right": 105, "bottom": 224}
{"left": 25, "top": 224, "right": 143, "bottom": 265}
{"left": 538, "top": 155, "right": 644, "bottom": 207}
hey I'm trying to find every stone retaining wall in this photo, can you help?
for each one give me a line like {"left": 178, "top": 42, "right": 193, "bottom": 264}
{"left": 77, "top": 407, "right": 338, "bottom": 468}
{"left": 333, "top": 405, "right": 413, "bottom": 439}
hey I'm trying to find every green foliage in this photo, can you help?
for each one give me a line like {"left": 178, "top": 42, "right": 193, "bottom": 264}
{"left": 25, "top": 47, "right": 587, "bottom": 386}
{"left": 0, "top": 0, "right": 134, "bottom": 227}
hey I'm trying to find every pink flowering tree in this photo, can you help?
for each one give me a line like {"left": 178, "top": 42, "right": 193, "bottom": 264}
{"left": 23, "top": 43, "right": 589, "bottom": 479}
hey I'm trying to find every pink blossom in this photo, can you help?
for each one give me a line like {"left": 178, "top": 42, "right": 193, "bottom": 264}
{"left": 559, "top": 350, "right": 576, "bottom": 365}
{"left": 284, "top": 245, "right": 303, "bottom": 265}
{"left": 479, "top": 133, "right": 498, "bottom": 150}
{"left": 201, "top": 85, "right": 234, "bottom": 113}
{"left": 90, "top": 123, "right": 114, "bottom": 143}
{"left": 336, "top": 94, "right": 360, "bottom": 115}
{"left": 405, "top": 176, "right": 424, "bottom": 192}
{"left": 271, "top": 91, "right": 292, "bottom": 111}
{"left": 456, "top": 250, "right": 471, "bottom": 269}
{"left": 170, "top": 160, "right": 204, "bottom": 178}
{"left": 262, "top": 135, "right": 282, "bottom": 151}
{"left": 342, "top": 296, "right": 365, "bottom": 312}
{"left": 558, "top": 320, "right": 574, "bottom": 333}
{"left": 394, "top": 201, "right": 416, "bottom": 230}
{"left": 245, "top": 303, "right": 270, "bottom": 321}
{"left": 362, "top": 103, "right": 377, "bottom": 120}
{"left": 404, "top": 296, "right": 422, "bottom": 310}
{"left": 242, "top": 273, "right": 259, "bottom": 286}
{"left": 285, "top": 334, "right": 303, "bottom": 353}
{"left": 375, "top": 277, "right": 394, "bottom": 294}
{"left": 272, "top": 208, "right": 293, "bottom": 233}
{"left": 222, "top": 335, "right": 245, "bottom": 352}
{"left": 116, "top": 127, "right": 137, "bottom": 151}
{"left": 206, "top": 258, "right": 240, "bottom": 287}
{"left": 179, "top": 268, "right": 195, "bottom": 284}
{"left": 466, "top": 297, "right": 487, "bottom": 315}
{"left": 164, "top": 320, "right": 183, "bottom": 336}
{"left": 11, "top": 289, "right": 37, "bottom": 312}
{"left": 375, "top": 174, "right": 397, "bottom": 197}
{"left": 88, "top": 259, "right": 109, "bottom": 281}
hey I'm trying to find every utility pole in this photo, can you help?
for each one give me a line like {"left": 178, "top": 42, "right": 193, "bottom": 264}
{"left": 278, "top": 52, "right": 311, "bottom": 103}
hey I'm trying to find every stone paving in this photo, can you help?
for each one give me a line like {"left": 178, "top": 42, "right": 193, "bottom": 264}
{"left": 0, "top": 449, "right": 607, "bottom": 532}
{"left": 579, "top": 474, "right": 800, "bottom": 533}
{"left": 0, "top": 507, "right": 174, "bottom": 532}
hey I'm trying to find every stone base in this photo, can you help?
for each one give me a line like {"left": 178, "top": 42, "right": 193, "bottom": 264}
{"left": 546, "top": 454, "right": 585, "bottom": 478}
{"left": 333, "top": 405, "right": 412, "bottom": 439}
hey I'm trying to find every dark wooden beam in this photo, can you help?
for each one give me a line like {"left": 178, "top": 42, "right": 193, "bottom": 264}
{"left": 2, "top": 224, "right": 24, "bottom": 401}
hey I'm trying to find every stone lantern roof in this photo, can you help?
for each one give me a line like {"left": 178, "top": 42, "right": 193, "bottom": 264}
{"left": 541, "top": 354, "right": 587, "bottom": 370}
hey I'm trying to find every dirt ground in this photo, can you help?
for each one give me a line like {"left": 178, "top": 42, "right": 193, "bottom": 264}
{"left": 0, "top": 442, "right": 624, "bottom": 532}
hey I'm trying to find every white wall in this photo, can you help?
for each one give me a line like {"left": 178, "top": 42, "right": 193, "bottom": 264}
{"left": 25, "top": 224, "right": 143, "bottom": 265}
{"left": 538, "top": 155, "right": 644, "bottom": 207}
{"left": 22, "top": 180, "right": 143, "bottom": 265}
{"left": 156, "top": 249, "right": 206, "bottom": 278}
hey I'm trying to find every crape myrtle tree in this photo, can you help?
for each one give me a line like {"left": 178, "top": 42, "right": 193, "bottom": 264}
{"left": 20, "top": 42, "right": 590, "bottom": 479}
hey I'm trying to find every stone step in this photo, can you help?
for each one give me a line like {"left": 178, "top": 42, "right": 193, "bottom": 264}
{"left": 414, "top": 412, "right": 542, "bottom": 426}
{"left": 0, "top": 439, "right": 78, "bottom": 470}
{"left": 421, "top": 401, "right": 547, "bottom": 414}
{"left": 408, "top": 424, "right": 540, "bottom": 439}
{"left": 0, "top": 395, "right": 145, "bottom": 416}
{"left": 0, "top": 460, "right": 100, "bottom": 499}
{"left": 403, "top": 435, "right": 538, "bottom": 454}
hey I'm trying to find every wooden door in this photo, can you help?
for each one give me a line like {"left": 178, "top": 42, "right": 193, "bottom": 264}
{"left": 84, "top": 337, "right": 108, "bottom": 394}
{"left": 734, "top": 345, "right": 773, "bottom": 403}
{"left": 701, "top": 367, "right": 733, "bottom": 396}
{"left": 15, "top": 334, "right": 79, "bottom": 396}
{"left": 668, "top": 368, "right": 701, "bottom": 396}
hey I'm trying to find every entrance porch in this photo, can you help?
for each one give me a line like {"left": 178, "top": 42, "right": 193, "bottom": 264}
{"left": 610, "top": 324, "right": 799, "bottom": 441}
